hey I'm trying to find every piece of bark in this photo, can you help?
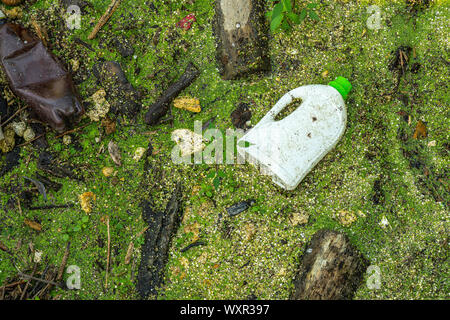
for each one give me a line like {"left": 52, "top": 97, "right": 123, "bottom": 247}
{"left": 92, "top": 60, "right": 141, "bottom": 118}
{"left": 213, "top": 0, "right": 270, "bottom": 80}
{"left": 291, "top": 229, "right": 369, "bottom": 300}
{"left": 144, "top": 63, "right": 199, "bottom": 126}
{"left": 0, "top": 23, "right": 84, "bottom": 132}
{"left": 137, "top": 182, "right": 183, "bottom": 299}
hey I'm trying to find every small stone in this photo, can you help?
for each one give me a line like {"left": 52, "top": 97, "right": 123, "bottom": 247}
{"left": 102, "top": 167, "right": 114, "bottom": 177}
{"left": 133, "top": 147, "right": 146, "bottom": 161}
{"left": 379, "top": 216, "right": 389, "bottom": 229}
{"left": 34, "top": 250, "right": 43, "bottom": 263}
{"left": 243, "top": 223, "right": 256, "bottom": 241}
{"left": 291, "top": 212, "right": 309, "bottom": 226}
{"left": 11, "top": 121, "right": 26, "bottom": 137}
{"left": 70, "top": 59, "right": 80, "bottom": 72}
{"left": 4, "top": 7, "right": 23, "bottom": 19}
{"left": 63, "top": 135, "right": 72, "bottom": 145}
{"left": 0, "top": 124, "right": 15, "bottom": 153}
{"left": 87, "top": 89, "right": 110, "bottom": 122}
{"left": 336, "top": 210, "right": 357, "bottom": 226}
{"left": 23, "top": 127, "right": 36, "bottom": 142}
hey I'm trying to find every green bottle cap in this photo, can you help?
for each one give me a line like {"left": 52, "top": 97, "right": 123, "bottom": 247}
{"left": 328, "top": 76, "right": 352, "bottom": 100}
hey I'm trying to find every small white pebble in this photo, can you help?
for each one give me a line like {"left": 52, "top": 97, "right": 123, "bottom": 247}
{"left": 63, "top": 135, "right": 72, "bottom": 145}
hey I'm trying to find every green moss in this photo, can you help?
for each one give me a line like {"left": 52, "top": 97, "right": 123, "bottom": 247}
{"left": 0, "top": 0, "right": 448, "bottom": 300}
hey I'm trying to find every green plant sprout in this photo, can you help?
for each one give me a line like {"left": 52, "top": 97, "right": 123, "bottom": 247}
{"left": 266, "top": 0, "right": 319, "bottom": 33}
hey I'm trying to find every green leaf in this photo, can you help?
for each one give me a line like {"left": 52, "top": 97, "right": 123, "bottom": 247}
{"left": 299, "top": 9, "right": 307, "bottom": 22}
{"left": 281, "top": 19, "right": 291, "bottom": 32}
{"left": 308, "top": 11, "right": 319, "bottom": 21}
{"left": 82, "top": 216, "right": 89, "bottom": 223}
{"left": 272, "top": 2, "right": 284, "bottom": 19}
{"left": 213, "top": 177, "right": 221, "bottom": 190}
{"left": 282, "top": 0, "right": 292, "bottom": 12}
{"left": 217, "top": 170, "right": 226, "bottom": 178}
{"left": 287, "top": 12, "right": 300, "bottom": 24}
{"left": 307, "top": 2, "right": 318, "bottom": 9}
{"left": 265, "top": 10, "right": 273, "bottom": 19}
{"left": 270, "top": 14, "right": 284, "bottom": 32}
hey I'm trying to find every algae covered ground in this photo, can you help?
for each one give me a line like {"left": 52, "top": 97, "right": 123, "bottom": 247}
{"left": 0, "top": 0, "right": 448, "bottom": 300}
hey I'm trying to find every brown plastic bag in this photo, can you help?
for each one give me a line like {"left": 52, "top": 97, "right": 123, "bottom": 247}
{"left": 0, "top": 23, "right": 83, "bottom": 132}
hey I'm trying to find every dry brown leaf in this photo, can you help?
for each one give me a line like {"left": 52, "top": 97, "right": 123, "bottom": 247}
{"left": 102, "top": 167, "right": 114, "bottom": 177}
{"left": 24, "top": 219, "right": 42, "bottom": 231}
{"left": 101, "top": 117, "right": 116, "bottom": 135}
{"left": 124, "top": 241, "right": 134, "bottom": 265}
{"left": 79, "top": 192, "right": 96, "bottom": 213}
{"left": 413, "top": 120, "right": 427, "bottom": 139}
{"left": 173, "top": 97, "right": 201, "bottom": 113}
{"left": 0, "top": 240, "right": 10, "bottom": 252}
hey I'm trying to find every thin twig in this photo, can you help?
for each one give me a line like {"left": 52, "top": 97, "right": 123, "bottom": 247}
{"left": 88, "top": 0, "right": 122, "bottom": 40}
{"left": 28, "top": 204, "right": 74, "bottom": 210}
{"left": 57, "top": 242, "right": 71, "bottom": 282}
{"left": 0, "top": 105, "right": 29, "bottom": 128}
{"left": 20, "top": 263, "right": 37, "bottom": 300}
{"left": 17, "top": 133, "right": 47, "bottom": 148}
{"left": 17, "top": 273, "right": 62, "bottom": 288}
{"left": 31, "top": 18, "right": 48, "bottom": 47}
{"left": 105, "top": 216, "right": 111, "bottom": 289}
{"left": 0, "top": 280, "right": 26, "bottom": 290}
{"left": 55, "top": 122, "right": 92, "bottom": 139}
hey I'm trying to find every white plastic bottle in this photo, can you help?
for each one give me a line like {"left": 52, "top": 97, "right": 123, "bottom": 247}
{"left": 237, "top": 77, "right": 352, "bottom": 190}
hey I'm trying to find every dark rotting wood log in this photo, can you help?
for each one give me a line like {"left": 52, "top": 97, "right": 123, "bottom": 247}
{"left": 291, "top": 229, "right": 369, "bottom": 300}
{"left": 213, "top": 0, "right": 271, "bottom": 80}
{"left": 144, "top": 63, "right": 199, "bottom": 126}
{"left": 137, "top": 182, "right": 183, "bottom": 299}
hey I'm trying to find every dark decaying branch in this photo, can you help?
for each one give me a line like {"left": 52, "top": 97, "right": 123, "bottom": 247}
{"left": 137, "top": 182, "right": 184, "bottom": 299}
{"left": 144, "top": 63, "right": 200, "bottom": 126}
